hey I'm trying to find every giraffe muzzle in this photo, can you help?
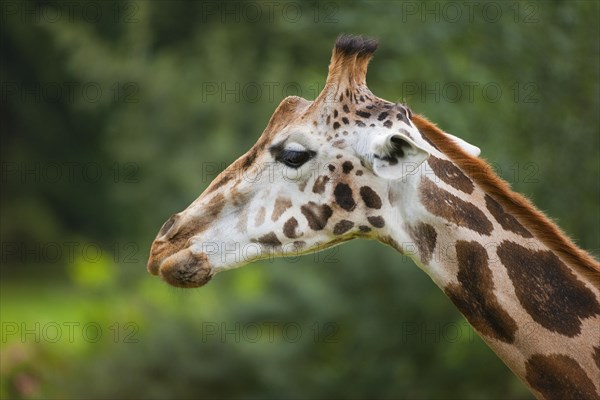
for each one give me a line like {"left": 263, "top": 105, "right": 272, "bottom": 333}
{"left": 147, "top": 246, "right": 212, "bottom": 288}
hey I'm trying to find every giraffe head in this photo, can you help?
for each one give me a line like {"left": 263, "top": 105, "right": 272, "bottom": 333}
{"left": 147, "top": 35, "right": 478, "bottom": 288}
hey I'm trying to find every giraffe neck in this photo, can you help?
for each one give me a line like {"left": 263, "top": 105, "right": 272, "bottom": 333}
{"left": 384, "top": 162, "right": 600, "bottom": 399}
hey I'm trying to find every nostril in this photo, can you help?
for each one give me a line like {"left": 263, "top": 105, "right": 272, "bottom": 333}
{"left": 158, "top": 214, "right": 178, "bottom": 237}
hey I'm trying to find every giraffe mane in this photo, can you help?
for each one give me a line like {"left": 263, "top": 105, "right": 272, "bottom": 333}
{"left": 412, "top": 114, "right": 600, "bottom": 287}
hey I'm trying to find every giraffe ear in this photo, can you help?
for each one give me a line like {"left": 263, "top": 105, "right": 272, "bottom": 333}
{"left": 445, "top": 132, "right": 481, "bottom": 157}
{"left": 371, "top": 133, "right": 430, "bottom": 180}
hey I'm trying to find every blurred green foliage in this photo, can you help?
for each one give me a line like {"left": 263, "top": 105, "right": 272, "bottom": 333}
{"left": 1, "top": 0, "right": 598, "bottom": 399}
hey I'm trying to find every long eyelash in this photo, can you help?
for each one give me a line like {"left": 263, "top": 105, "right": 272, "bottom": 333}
{"left": 278, "top": 149, "right": 316, "bottom": 168}
{"left": 268, "top": 140, "right": 287, "bottom": 158}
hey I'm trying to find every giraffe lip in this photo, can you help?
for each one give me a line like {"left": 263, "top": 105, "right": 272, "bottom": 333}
{"left": 156, "top": 249, "right": 213, "bottom": 288}
{"left": 147, "top": 256, "right": 161, "bottom": 276}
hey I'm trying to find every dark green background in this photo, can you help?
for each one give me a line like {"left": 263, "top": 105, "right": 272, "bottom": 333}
{"left": 1, "top": 1, "right": 598, "bottom": 399}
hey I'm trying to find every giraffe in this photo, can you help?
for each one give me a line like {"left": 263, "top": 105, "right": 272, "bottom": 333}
{"left": 147, "top": 35, "right": 600, "bottom": 399}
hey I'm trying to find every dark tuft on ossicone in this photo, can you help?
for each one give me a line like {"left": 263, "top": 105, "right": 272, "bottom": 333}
{"left": 335, "top": 34, "right": 379, "bottom": 57}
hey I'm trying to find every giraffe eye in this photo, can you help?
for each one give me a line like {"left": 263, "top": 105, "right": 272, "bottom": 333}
{"left": 280, "top": 150, "right": 312, "bottom": 168}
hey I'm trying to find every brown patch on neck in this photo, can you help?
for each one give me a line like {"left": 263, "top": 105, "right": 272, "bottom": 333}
{"left": 485, "top": 194, "right": 533, "bottom": 238}
{"left": 272, "top": 197, "right": 292, "bottom": 222}
{"left": 412, "top": 114, "right": 600, "bottom": 285}
{"left": 444, "top": 241, "right": 517, "bottom": 344}
{"left": 407, "top": 223, "right": 437, "bottom": 264}
{"left": 525, "top": 353, "right": 600, "bottom": 400}
{"left": 497, "top": 241, "right": 600, "bottom": 337}
{"left": 428, "top": 155, "right": 474, "bottom": 194}
{"left": 419, "top": 177, "right": 493, "bottom": 235}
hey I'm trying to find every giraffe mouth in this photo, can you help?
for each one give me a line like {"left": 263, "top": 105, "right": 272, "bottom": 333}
{"left": 147, "top": 248, "right": 213, "bottom": 288}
